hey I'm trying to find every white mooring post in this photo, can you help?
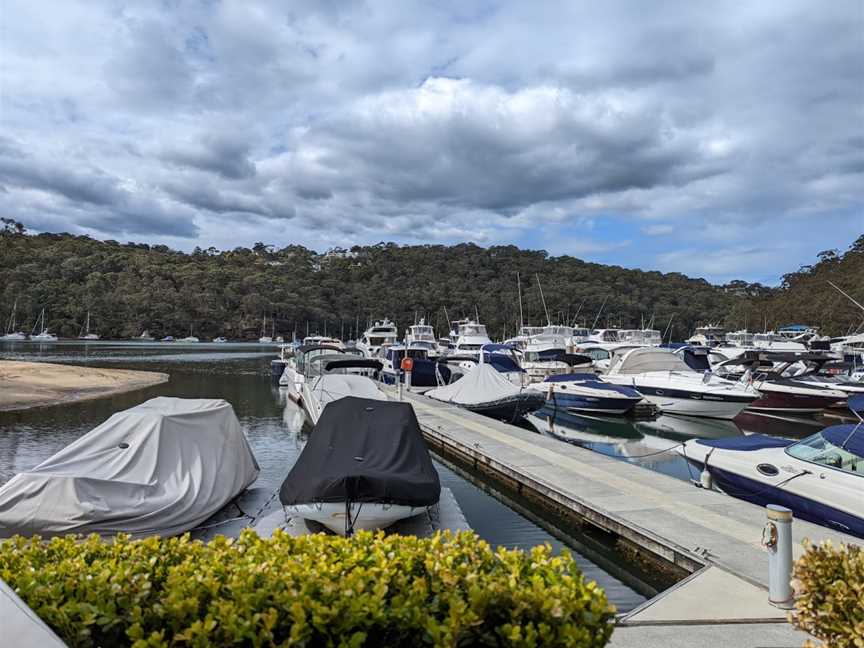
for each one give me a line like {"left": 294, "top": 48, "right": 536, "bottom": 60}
{"left": 763, "top": 504, "right": 794, "bottom": 609}
{"left": 405, "top": 368, "right": 412, "bottom": 391}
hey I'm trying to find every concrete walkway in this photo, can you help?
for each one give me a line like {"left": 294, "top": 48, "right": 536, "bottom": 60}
{"left": 400, "top": 390, "right": 859, "bottom": 644}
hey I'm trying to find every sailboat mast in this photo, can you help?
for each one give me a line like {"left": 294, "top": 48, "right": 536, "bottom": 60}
{"left": 536, "top": 274, "right": 551, "bottom": 326}
{"left": 517, "top": 272, "right": 524, "bottom": 329}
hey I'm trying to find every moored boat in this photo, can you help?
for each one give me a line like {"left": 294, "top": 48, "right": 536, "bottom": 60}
{"left": 279, "top": 397, "right": 441, "bottom": 535}
{"left": 529, "top": 373, "right": 643, "bottom": 415}
{"left": 0, "top": 398, "right": 260, "bottom": 537}
{"left": 677, "top": 396, "right": 864, "bottom": 538}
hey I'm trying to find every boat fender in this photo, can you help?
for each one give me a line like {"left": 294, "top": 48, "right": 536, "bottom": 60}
{"left": 700, "top": 447, "right": 717, "bottom": 490}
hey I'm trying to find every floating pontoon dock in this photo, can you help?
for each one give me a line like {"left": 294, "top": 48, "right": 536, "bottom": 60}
{"left": 397, "top": 388, "right": 860, "bottom": 647}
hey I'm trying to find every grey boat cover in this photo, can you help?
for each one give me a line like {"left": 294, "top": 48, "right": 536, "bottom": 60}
{"left": 0, "top": 397, "right": 259, "bottom": 538}
{"left": 426, "top": 363, "right": 524, "bottom": 406}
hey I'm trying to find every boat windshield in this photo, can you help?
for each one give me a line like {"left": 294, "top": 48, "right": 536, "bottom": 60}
{"left": 368, "top": 334, "right": 396, "bottom": 346}
{"left": 457, "top": 343, "right": 483, "bottom": 351}
{"left": 460, "top": 324, "right": 488, "bottom": 337}
{"left": 786, "top": 431, "right": 864, "bottom": 476}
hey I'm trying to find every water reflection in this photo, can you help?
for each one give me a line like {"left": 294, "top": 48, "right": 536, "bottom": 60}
{"left": 526, "top": 406, "right": 829, "bottom": 483}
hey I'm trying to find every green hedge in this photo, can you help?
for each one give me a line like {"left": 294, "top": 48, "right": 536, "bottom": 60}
{"left": 0, "top": 529, "right": 614, "bottom": 647}
{"left": 791, "top": 541, "right": 864, "bottom": 648}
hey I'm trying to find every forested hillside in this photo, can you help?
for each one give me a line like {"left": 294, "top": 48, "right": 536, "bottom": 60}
{"left": 0, "top": 218, "right": 859, "bottom": 341}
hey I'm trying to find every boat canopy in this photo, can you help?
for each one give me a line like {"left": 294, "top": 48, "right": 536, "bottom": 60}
{"left": 427, "top": 363, "right": 524, "bottom": 406}
{"left": 279, "top": 397, "right": 440, "bottom": 507}
{"left": 821, "top": 424, "right": 864, "bottom": 456}
{"left": 607, "top": 347, "right": 692, "bottom": 375}
{"left": 0, "top": 398, "right": 259, "bottom": 538}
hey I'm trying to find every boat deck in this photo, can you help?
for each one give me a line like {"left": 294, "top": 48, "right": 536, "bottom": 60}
{"left": 397, "top": 389, "right": 861, "bottom": 645}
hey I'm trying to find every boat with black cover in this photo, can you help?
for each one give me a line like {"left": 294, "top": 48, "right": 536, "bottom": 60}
{"left": 279, "top": 397, "right": 441, "bottom": 535}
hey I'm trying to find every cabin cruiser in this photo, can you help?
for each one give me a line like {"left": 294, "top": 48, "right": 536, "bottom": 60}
{"left": 585, "top": 328, "right": 623, "bottom": 344}
{"left": 529, "top": 373, "right": 643, "bottom": 415}
{"left": 0, "top": 398, "right": 260, "bottom": 537}
{"left": 303, "top": 335, "right": 342, "bottom": 347}
{"left": 426, "top": 361, "right": 545, "bottom": 421}
{"left": 280, "top": 397, "right": 440, "bottom": 535}
{"left": 618, "top": 329, "right": 663, "bottom": 347}
{"left": 714, "top": 353, "right": 849, "bottom": 414}
{"left": 686, "top": 325, "right": 727, "bottom": 348}
{"left": 405, "top": 319, "right": 439, "bottom": 356}
{"left": 279, "top": 342, "right": 345, "bottom": 398}
{"left": 777, "top": 324, "right": 823, "bottom": 343}
{"left": 300, "top": 353, "right": 386, "bottom": 424}
{"left": 518, "top": 340, "right": 593, "bottom": 382}
{"left": 830, "top": 332, "right": 864, "bottom": 359}
{"left": 752, "top": 332, "right": 809, "bottom": 353}
{"left": 380, "top": 344, "right": 447, "bottom": 388}
{"left": 678, "top": 396, "right": 864, "bottom": 538}
{"left": 356, "top": 319, "right": 398, "bottom": 358}
{"left": 603, "top": 347, "right": 758, "bottom": 419}
{"left": 449, "top": 319, "right": 493, "bottom": 356}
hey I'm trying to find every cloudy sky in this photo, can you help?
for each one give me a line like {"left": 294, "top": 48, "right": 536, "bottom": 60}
{"left": 1, "top": 1, "right": 862, "bottom": 284}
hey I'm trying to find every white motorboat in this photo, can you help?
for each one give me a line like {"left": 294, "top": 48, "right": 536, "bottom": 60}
{"left": 449, "top": 318, "right": 493, "bottom": 356}
{"left": 1, "top": 299, "right": 27, "bottom": 340}
{"left": 279, "top": 342, "right": 345, "bottom": 399}
{"left": 292, "top": 350, "right": 383, "bottom": 423}
{"left": 603, "top": 347, "right": 758, "bottom": 419}
{"left": 686, "top": 324, "right": 727, "bottom": 348}
{"left": 405, "top": 319, "right": 439, "bottom": 356}
{"left": 355, "top": 319, "right": 398, "bottom": 358}
{"left": 78, "top": 311, "right": 100, "bottom": 340}
{"left": 280, "top": 398, "right": 440, "bottom": 535}
{"left": 678, "top": 396, "right": 864, "bottom": 538}
{"left": 213, "top": 337, "right": 228, "bottom": 343}
{"left": 0, "top": 398, "right": 260, "bottom": 537}
{"left": 30, "top": 308, "right": 57, "bottom": 342}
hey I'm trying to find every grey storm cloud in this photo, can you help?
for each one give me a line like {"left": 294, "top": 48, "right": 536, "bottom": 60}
{"left": 0, "top": 0, "right": 861, "bottom": 280}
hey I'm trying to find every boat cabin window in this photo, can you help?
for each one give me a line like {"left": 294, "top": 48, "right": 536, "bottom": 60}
{"left": 457, "top": 343, "right": 482, "bottom": 351}
{"left": 459, "top": 324, "right": 488, "bottom": 336}
{"left": 786, "top": 433, "right": 863, "bottom": 476}
{"left": 582, "top": 348, "right": 610, "bottom": 361}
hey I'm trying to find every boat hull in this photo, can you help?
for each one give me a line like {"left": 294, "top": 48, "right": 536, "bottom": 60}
{"left": 747, "top": 390, "right": 846, "bottom": 414}
{"left": 284, "top": 503, "right": 427, "bottom": 535}
{"left": 545, "top": 392, "right": 640, "bottom": 415}
{"left": 625, "top": 386, "right": 753, "bottom": 419}
{"left": 461, "top": 392, "right": 546, "bottom": 421}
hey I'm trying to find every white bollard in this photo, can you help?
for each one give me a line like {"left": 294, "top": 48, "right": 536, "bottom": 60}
{"left": 405, "top": 369, "right": 412, "bottom": 391}
{"left": 763, "top": 504, "right": 794, "bottom": 609}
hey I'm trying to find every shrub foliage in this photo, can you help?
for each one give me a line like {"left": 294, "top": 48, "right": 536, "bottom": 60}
{"left": 0, "top": 529, "right": 614, "bottom": 648}
{"left": 791, "top": 541, "right": 864, "bottom": 648}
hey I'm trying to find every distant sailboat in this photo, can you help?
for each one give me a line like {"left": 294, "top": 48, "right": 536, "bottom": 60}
{"left": 180, "top": 324, "right": 200, "bottom": 343}
{"left": 78, "top": 311, "right": 100, "bottom": 340}
{"left": 30, "top": 308, "right": 58, "bottom": 342}
{"left": 259, "top": 314, "right": 273, "bottom": 344}
{"left": 137, "top": 330, "right": 155, "bottom": 341}
{"left": 1, "top": 300, "right": 27, "bottom": 341}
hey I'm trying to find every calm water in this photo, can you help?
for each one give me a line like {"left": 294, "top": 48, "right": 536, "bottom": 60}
{"left": 0, "top": 341, "right": 645, "bottom": 610}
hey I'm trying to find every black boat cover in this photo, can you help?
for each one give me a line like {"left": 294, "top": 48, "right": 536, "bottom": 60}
{"left": 279, "top": 397, "right": 440, "bottom": 507}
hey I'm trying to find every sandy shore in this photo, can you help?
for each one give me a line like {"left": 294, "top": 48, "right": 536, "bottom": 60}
{"left": 0, "top": 361, "right": 169, "bottom": 412}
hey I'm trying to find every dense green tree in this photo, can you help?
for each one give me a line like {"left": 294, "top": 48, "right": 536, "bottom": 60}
{"left": 0, "top": 222, "right": 860, "bottom": 340}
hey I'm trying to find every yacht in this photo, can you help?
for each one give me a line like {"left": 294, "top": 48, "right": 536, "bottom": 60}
{"left": 585, "top": 328, "right": 623, "bottom": 344}
{"left": 602, "top": 347, "right": 758, "bottom": 419}
{"left": 30, "top": 308, "right": 57, "bottom": 342}
{"left": 752, "top": 331, "right": 808, "bottom": 353}
{"left": 356, "top": 319, "right": 398, "bottom": 358}
{"left": 686, "top": 325, "right": 727, "bottom": 348}
{"left": 136, "top": 330, "right": 155, "bottom": 341}
{"left": 618, "top": 329, "right": 663, "bottom": 347}
{"left": 78, "top": 311, "right": 100, "bottom": 340}
{"left": 405, "top": 319, "right": 439, "bottom": 356}
{"left": 179, "top": 325, "right": 199, "bottom": 343}
{"left": 1, "top": 300, "right": 27, "bottom": 341}
{"left": 678, "top": 396, "right": 864, "bottom": 538}
{"left": 450, "top": 319, "right": 493, "bottom": 356}
{"left": 280, "top": 397, "right": 440, "bottom": 535}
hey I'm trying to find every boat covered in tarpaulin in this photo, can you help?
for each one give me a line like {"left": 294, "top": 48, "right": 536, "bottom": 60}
{"left": 0, "top": 397, "right": 259, "bottom": 538}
